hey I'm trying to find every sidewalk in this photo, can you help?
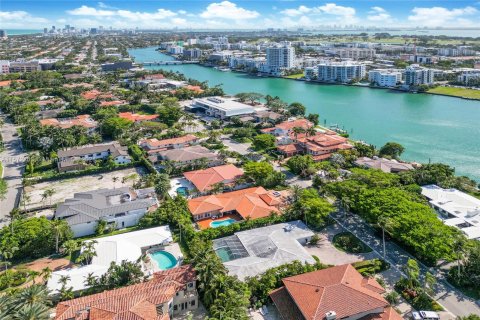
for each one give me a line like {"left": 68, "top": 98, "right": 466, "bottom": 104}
{"left": 330, "top": 211, "right": 480, "bottom": 317}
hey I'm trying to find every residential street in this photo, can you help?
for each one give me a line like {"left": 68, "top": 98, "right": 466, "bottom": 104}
{"left": 0, "top": 118, "right": 26, "bottom": 225}
{"left": 330, "top": 211, "right": 480, "bottom": 317}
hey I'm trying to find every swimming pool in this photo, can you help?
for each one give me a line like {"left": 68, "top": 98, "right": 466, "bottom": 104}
{"left": 215, "top": 247, "right": 235, "bottom": 262}
{"left": 149, "top": 251, "right": 177, "bottom": 270}
{"left": 210, "top": 218, "right": 236, "bottom": 228}
{"left": 176, "top": 187, "right": 188, "bottom": 196}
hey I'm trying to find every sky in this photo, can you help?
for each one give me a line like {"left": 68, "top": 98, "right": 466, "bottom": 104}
{"left": 1, "top": 0, "right": 480, "bottom": 30}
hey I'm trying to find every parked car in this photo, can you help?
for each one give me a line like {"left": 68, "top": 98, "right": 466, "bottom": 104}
{"left": 412, "top": 311, "right": 440, "bottom": 320}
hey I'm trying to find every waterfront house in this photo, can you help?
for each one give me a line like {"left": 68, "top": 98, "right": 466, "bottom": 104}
{"left": 39, "top": 114, "right": 98, "bottom": 134}
{"left": 355, "top": 156, "right": 414, "bottom": 173}
{"left": 270, "top": 264, "right": 402, "bottom": 320}
{"left": 57, "top": 142, "right": 131, "bottom": 172}
{"left": 421, "top": 185, "right": 480, "bottom": 240}
{"left": 183, "top": 164, "right": 244, "bottom": 193}
{"left": 54, "top": 264, "right": 198, "bottom": 320}
{"left": 55, "top": 187, "right": 157, "bottom": 237}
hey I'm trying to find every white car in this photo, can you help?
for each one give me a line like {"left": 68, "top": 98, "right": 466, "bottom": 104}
{"left": 412, "top": 311, "right": 440, "bottom": 320}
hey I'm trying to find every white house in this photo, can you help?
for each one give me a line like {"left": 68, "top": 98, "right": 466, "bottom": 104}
{"left": 55, "top": 187, "right": 157, "bottom": 237}
{"left": 189, "top": 97, "right": 255, "bottom": 119}
{"left": 368, "top": 69, "right": 402, "bottom": 87}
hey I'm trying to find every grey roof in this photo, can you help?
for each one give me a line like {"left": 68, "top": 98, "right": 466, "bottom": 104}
{"left": 355, "top": 157, "right": 414, "bottom": 173}
{"left": 55, "top": 187, "right": 157, "bottom": 225}
{"left": 158, "top": 145, "right": 218, "bottom": 163}
{"left": 58, "top": 142, "right": 129, "bottom": 159}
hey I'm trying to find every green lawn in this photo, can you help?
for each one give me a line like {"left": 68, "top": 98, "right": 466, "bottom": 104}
{"left": 333, "top": 231, "right": 372, "bottom": 254}
{"left": 284, "top": 73, "right": 304, "bottom": 79}
{"left": 428, "top": 86, "right": 480, "bottom": 100}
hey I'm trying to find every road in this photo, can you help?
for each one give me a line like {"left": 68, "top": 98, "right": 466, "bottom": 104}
{"left": 0, "top": 118, "right": 26, "bottom": 225}
{"left": 330, "top": 210, "right": 480, "bottom": 317}
{"left": 272, "top": 162, "right": 312, "bottom": 188}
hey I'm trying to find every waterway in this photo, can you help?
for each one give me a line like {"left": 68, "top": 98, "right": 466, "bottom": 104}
{"left": 128, "top": 47, "right": 480, "bottom": 181}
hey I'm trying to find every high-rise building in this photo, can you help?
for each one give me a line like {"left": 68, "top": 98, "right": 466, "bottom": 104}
{"left": 317, "top": 61, "right": 366, "bottom": 83}
{"left": 404, "top": 64, "right": 434, "bottom": 86}
{"left": 266, "top": 44, "right": 295, "bottom": 75}
{"left": 0, "top": 30, "right": 7, "bottom": 39}
{"left": 43, "top": 27, "right": 48, "bottom": 34}
{"left": 0, "top": 60, "right": 10, "bottom": 74}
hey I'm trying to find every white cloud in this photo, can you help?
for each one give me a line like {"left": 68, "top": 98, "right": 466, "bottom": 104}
{"left": 317, "top": 3, "right": 355, "bottom": 17}
{"left": 0, "top": 10, "right": 49, "bottom": 28}
{"left": 367, "top": 6, "right": 391, "bottom": 22}
{"left": 67, "top": 6, "right": 115, "bottom": 16}
{"left": 200, "top": 1, "right": 259, "bottom": 19}
{"left": 281, "top": 5, "right": 312, "bottom": 17}
{"left": 408, "top": 6, "right": 478, "bottom": 27}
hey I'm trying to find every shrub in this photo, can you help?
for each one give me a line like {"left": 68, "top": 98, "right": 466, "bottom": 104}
{"left": 333, "top": 232, "right": 372, "bottom": 254}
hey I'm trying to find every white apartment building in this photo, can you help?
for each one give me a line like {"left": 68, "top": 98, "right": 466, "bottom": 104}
{"left": 368, "top": 69, "right": 402, "bottom": 87}
{"left": 457, "top": 69, "right": 480, "bottom": 84}
{"left": 168, "top": 45, "right": 184, "bottom": 55}
{"left": 304, "top": 67, "right": 318, "bottom": 80}
{"left": 0, "top": 60, "right": 10, "bottom": 74}
{"left": 183, "top": 48, "right": 202, "bottom": 60}
{"left": 190, "top": 96, "right": 254, "bottom": 119}
{"left": 404, "top": 64, "right": 434, "bottom": 86}
{"left": 229, "top": 56, "right": 266, "bottom": 71}
{"left": 335, "top": 48, "right": 375, "bottom": 60}
{"left": 266, "top": 45, "right": 295, "bottom": 75}
{"left": 317, "top": 61, "right": 366, "bottom": 83}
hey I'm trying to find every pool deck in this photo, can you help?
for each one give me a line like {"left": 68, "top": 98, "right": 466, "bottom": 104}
{"left": 147, "top": 242, "right": 183, "bottom": 272}
{"left": 197, "top": 214, "right": 242, "bottom": 230}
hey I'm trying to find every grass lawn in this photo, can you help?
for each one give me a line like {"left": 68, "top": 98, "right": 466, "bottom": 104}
{"left": 284, "top": 73, "right": 304, "bottom": 79}
{"left": 427, "top": 86, "right": 480, "bottom": 100}
{"left": 333, "top": 231, "right": 372, "bottom": 254}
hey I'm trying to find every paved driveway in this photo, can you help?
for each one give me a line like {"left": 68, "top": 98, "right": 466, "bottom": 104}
{"left": 0, "top": 118, "right": 26, "bottom": 225}
{"left": 221, "top": 135, "right": 251, "bottom": 155}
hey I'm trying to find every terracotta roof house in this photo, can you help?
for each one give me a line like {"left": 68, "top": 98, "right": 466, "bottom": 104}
{"left": 261, "top": 119, "right": 313, "bottom": 137}
{"left": 55, "top": 264, "right": 199, "bottom": 320}
{"left": 152, "top": 145, "right": 221, "bottom": 167}
{"left": 40, "top": 114, "right": 98, "bottom": 133}
{"left": 188, "top": 186, "right": 288, "bottom": 222}
{"left": 355, "top": 157, "right": 414, "bottom": 173}
{"left": 57, "top": 142, "right": 131, "bottom": 173}
{"left": 119, "top": 112, "right": 159, "bottom": 123}
{"left": 100, "top": 100, "right": 127, "bottom": 107}
{"left": 270, "top": 264, "right": 402, "bottom": 320}
{"left": 183, "top": 164, "right": 244, "bottom": 193}
{"left": 139, "top": 134, "right": 199, "bottom": 151}
{"left": 81, "top": 89, "right": 113, "bottom": 100}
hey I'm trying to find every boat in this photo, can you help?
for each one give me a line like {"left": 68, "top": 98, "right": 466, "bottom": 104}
{"left": 214, "top": 66, "right": 230, "bottom": 72}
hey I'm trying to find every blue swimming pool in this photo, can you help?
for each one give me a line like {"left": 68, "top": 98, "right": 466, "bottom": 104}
{"left": 149, "top": 251, "right": 177, "bottom": 270}
{"left": 176, "top": 187, "right": 188, "bottom": 196}
{"left": 210, "top": 218, "right": 236, "bottom": 228}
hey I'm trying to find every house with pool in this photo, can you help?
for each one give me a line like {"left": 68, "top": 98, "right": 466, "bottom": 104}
{"left": 213, "top": 221, "right": 315, "bottom": 280}
{"left": 187, "top": 186, "right": 290, "bottom": 229}
{"left": 48, "top": 226, "right": 183, "bottom": 293}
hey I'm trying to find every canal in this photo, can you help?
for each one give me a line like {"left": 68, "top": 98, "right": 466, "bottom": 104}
{"left": 129, "top": 47, "right": 480, "bottom": 181}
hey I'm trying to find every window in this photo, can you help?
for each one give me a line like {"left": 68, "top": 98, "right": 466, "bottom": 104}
{"left": 173, "top": 305, "right": 178, "bottom": 311}
{"left": 188, "top": 282, "right": 194, "bottom": 288}
{"left": 191, "top": 300, "right": 195, "bottom": 306}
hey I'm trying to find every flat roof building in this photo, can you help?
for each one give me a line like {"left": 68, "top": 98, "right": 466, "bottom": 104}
{"left": 190, "top": 97, "right": 255, "bottom": 119}
{"left": 421, "top": 185, "right": 480, "bottom": 240}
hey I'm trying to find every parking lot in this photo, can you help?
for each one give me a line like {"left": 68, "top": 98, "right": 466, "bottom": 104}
{"left": 24, "top": 167, "right": 146, "bottom": 210}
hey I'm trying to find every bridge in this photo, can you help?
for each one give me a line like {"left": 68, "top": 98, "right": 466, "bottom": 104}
{"left": 142, "top": 60, "right": 199, "bottom": 66}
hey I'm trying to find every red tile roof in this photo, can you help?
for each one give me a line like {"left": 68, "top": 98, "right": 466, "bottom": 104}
{"left": 100, "top": 100, "right": 127, "bottom": 107}
{"left": 270, "top": 264, "right": 394, "bottom": 320}
{"left": 40, "top": 114, "right": 97, "bottom": 129}
{"left": 275, "top": 119, "right": 313, "bottom": 131}
{"left": 119, "top": 112, "right": 158, "bottom": 122}
{"left": 55, "top": 265, "right": 196, "bottom": 320}
{"left": 183, "top": 164, "right": 244, "bottom": 192}
{"left": 81, "top": 90, "right": 113, "bottom": 100}
{"left": 188, "top": 187, "right": 286, "bottom": 220}
{"left": 140, "top": 135, "right": 198, "bottom": 150}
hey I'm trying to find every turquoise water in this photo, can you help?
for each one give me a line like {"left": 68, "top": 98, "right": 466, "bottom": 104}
{"left": 176, "top": 187, "right": 188, "bottom": 196}
{"left": 210, "top": 218, "right": 236, "bottom": 228}
{"left": 3, "top": 29, "right": 42, "bottom": 35}
{"left": 129, "top": 47, "right": 480, "bottom": 181}
{"left": 149, "top": 251, "right": 177, "bottom": 270}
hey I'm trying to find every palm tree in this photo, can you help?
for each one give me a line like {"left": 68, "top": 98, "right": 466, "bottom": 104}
{"left": 84, "top": 272, "right": 98, "bottom": 288}
{"left": 76, "top": 240, "right": 98, "bottom": 265}
{"left": 7, "top": 208, "right": 21, "bottom": 233}
{"left": 377, "top": 216, "right": 393, "bottom": 258}
{"left": 40, "top": 267, "right": 52, "bottom": 284}
{"left": 21, "top": 193, "right": 31, "bottom": 212}
{"left": 42, "top": 188, "right": 55, "bottom": 206}
{"left": 51, "top": 219, "right": 70, "bottom": 253}
{"left": 59, "top": 275, "right": 71, "bottom": 287}
{"left": 306, "top": 126, "right": 316, "bottom": 137}
{"left": 12, "top": 302, "right": 50, "bottom": 320}
{"left": 453, "top": 234, "right": 468, "bottom": 278}
{"left": 61, "top": 239, "right": 79, "bottom": 258}
{"left": 16, "top": 284, "right": 50, "bottom": 306}
{"left": 0, "top": 246, "right": 19, "bottom": 271}
{"left": 27, "top": 270, "right": 40, "bottom": 284}
{"left": 291, "top": 126, "right": 305, "bottom": 141}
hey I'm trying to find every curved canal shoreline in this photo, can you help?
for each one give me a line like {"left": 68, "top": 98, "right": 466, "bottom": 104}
{"left": 128, "top": 47, "right": 480, "bottom": 181}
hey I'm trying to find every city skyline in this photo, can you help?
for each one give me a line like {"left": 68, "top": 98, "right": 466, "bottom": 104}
{"left": 1, "top": 0, "right": 480, "bottom": 30}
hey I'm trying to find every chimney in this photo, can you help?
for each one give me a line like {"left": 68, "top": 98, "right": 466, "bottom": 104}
{"left": 325, "top": 311, "right": 337, "bottom": 320}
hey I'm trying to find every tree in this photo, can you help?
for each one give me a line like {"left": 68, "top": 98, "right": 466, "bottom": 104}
{"left": 286, "top": 155, "right": 315, "bottom": 177}
{"left": 377, "top": 216, "right": 393, "bottom": 258}
{"left": 157, "top": 98, "right": 183, "bottom": 127}
{"left": 235, "top": 92, "right": 263, "bottom": 104}
{"left": 76, "top": 240, "right": 98, "bottom": 265}
{"left": 252, "top": 134, "right": 275, "bottom": 150}
{"left": 0, "top": 246, "right": 18, "bottom": 271}
{"left": 0, "top": 178, "right": 7, "bottom": 201}
{"left": 95, "top": 219, "right": 107, "bottom": 235}
{"left": 154, "top": 173, "right": 170, "bottom": 200}
{"left": 403, "top": 259, "right": 420, "bottom": 291}
{"left": 51, "top": 219, "right": 70, "bottom": 253}
{"left": 243, "top": 162, "right": 285, "bottom": 188}
{"left": 288, "top": 102, "right": 306, "bottom": 116}
{"left": 291, "top": 126, "right": 305, "bottom": 140}
{"left": 307, "top": 113, "right": 320, "bottom": 126}
{"left": 61, "top": 239, "right": 79, "bottom": 257}
{"left": 354, "top": 142, "right": 376, "bottom": 157}
{"left": 40, "top": 267, "right": 52, "bottom": 284}
{"left": 101, "top": 117, "right": 133, "bottom": 138}
{"left": 12, "top": 302, "right": 50, "bottom": 320}
{"left": 379, "top": 142, "right": 405, "bottom": 159}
